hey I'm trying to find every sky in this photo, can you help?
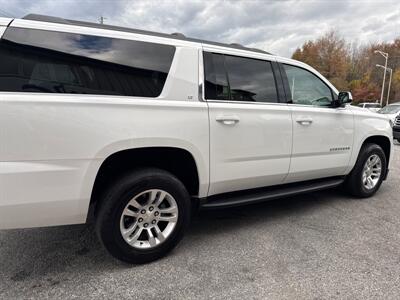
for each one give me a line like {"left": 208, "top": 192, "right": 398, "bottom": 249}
{"left": 0, "top": 0, "right": 399, "bottom": 58}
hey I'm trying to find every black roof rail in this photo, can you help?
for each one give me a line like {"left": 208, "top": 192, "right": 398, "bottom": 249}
{"left": 230, "top": 43, "right": 245, "bottom": 48}
{"left": 250, "top": 47, "right": 271, "bottom": 55}
{"left": 22, "top": 14, "right": 273, "bottom": 55}
{"left": 171, "top": 32, "right": 186, "bottom": 38}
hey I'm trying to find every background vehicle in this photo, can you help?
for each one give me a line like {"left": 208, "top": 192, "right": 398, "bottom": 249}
{"left": 393, "top": 115, "right": 400, "bottom": 143}
{"left": 0, "top": 15, "right": 393, "bottom": 263}
{"left": 378, "top": 102, "right": 400, "bottom": 128}
{"left": 357, "top": 102, "right": 381, "bottom": 112}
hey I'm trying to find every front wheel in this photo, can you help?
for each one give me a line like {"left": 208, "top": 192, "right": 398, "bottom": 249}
{"left": 345, "top": 143, "right": 387, "bottom": 198}
{"left": 95, "top": 168, "right": 191, "bottom": 264}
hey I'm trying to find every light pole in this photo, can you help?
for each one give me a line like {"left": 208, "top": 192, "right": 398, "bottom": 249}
{"left": 374, "top": 50, "right": 388, "bottom": 106}
{"left": 99, "top": 16, "right": 106, "bottom": 24}
{"left": 386, "top": 67, "right": 392, "bottom": 106}
{"left": 376, "top": 64, "right": 393, "bottom": 106}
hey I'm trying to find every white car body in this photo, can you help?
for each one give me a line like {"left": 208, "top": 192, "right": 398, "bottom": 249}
{"left": 357, "top": 102, "right": 381, "bottom": 113}
{"left": 0, "top": 16, "right": 393, "bottom": 230}
{"left": 377, "top": 103, "right": 400, "bottom": 127}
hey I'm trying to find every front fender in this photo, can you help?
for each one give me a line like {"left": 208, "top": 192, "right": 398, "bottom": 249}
{"left": 345, "top": 115, "right": 393, "bottom": 174}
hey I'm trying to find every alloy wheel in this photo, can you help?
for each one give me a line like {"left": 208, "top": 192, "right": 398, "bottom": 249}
{"left": 119, "top": 189, "right": 179, "bottom": 249}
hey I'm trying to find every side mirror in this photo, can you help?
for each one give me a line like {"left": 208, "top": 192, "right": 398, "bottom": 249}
{"left": 337, "top": 91, "right": 353, "bottom": 105}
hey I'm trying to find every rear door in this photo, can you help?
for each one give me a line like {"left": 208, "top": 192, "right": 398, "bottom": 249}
{"left": 203, "top": 50, "right": 293, "bottom": 196}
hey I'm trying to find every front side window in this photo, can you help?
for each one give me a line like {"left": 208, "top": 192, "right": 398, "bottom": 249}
{"left": 0, "top": 28, "right": 176, "bottom": 97}
{"left": 283, "top": 64, "right": 333, "bottom": 106}
{"left": 204, "top": 52, "right": 278, "bottom": 103}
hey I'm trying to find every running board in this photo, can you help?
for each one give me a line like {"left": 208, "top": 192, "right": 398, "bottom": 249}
{"left": 200, "top": 177, "right": 345, "bottom": 209}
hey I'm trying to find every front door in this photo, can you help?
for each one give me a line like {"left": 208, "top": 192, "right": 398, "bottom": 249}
{"left": 280, "top": 63, "right": 354, "bottom": 183}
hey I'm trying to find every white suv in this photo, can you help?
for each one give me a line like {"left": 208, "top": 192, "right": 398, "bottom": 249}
{"left": 0, "top": 15, "right": 393, "bottom": 263}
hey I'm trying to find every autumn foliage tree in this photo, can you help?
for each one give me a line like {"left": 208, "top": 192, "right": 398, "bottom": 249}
{"left": 292, "top": 32, "right": 400, "bottom": 104}
{"left": 292, "top": 31, "right": 348, "bottom": 90}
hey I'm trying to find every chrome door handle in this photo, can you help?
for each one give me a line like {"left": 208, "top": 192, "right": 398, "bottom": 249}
{"left": 296, "top": 118, "right": 313, "bottom": 125}
{"left": 216, "top": 115, "right": 240, "bottom": 125}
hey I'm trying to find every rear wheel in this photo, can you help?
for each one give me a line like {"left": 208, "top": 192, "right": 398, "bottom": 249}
{"left": 95, "top": 168, "right": 191, "bottom": 264}
{"left": 345, "top": 143, "right": 386, "bottom": 198}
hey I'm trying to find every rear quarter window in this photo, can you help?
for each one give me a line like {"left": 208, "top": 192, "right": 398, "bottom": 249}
{"left": 0, "top": 28, "right": 176, "bottom": 97}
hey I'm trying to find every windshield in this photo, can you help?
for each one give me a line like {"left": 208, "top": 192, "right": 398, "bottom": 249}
{"left": 378, "top": 105, "right": 400, "bottom": 114}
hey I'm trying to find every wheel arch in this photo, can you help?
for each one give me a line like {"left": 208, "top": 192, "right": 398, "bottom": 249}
{"left": 88, "top": 146, "right": 203, "bottom": 220}
{"left": 361, "top": 135, "right": 391, "bottom": 165}
{"left": 347, "top": 135, "right": 392, "bottom": 179}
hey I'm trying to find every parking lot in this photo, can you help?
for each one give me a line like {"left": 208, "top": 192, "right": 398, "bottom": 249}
{"left": 0, "top": 142, "right": 399, "bottom": 299}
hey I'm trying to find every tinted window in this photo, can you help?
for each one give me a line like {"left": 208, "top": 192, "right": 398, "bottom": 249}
{"left": 0, "top": 28, "right": 175, "bottom": 97}
{"left": 283, "top": 64, "right": 332, "bottom": 106}
{"left": 224, "top": 55, "right": 278, "bottom": 102}
{"left": 204, "top": 52, "right": 278, "bottom": 103}
{"left": 365, "top": 103, "right": 380, "bottom": 108}
{"left": 204, "top": 52, "right": 230, "bottom": 100}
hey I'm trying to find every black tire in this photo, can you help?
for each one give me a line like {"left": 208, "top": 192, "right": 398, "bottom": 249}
{"left": 345, "top": 143, "right": 386, "bottom": 198}
{"left": 95, "top": 168, "right": 191, "bottom": 264}
{"left": 397, "top": 138, "right": 400, "bottom": 143}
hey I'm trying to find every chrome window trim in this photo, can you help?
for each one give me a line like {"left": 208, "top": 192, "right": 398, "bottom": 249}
{"left": 198, "top": 48, "right": 205, "bottom": 102}
{"left": 205, "top": 98, "right": 289, "bottom": 107}
{"left": 276, "top": 58, "right": 339, "bottom": 95}
{"left": 279, "top": 61, "right": 340, "bottom": 109}
{"left": 286, "top": 103, "right": 341, "bottom": 110}
{"left": 0, "top": 27, "right": 178, "bottom": 99}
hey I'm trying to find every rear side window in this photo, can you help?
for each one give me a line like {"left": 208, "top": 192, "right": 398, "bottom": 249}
{"left": 0, "top": 28, "right": 175, "bottom": 97}
{"left": 204, "top": 52, "right": 278, "bottom": 103}
{"left": 204, "top": 52, "right": 230, "bottom": 100}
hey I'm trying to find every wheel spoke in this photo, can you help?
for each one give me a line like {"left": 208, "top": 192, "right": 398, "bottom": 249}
{"left": 154, "top": 191, "right": 167, "bottom": 207}
{"left": 149, "top": 190, "right": 158, "bottom": 204}
{"left": 154, "top": 225, "right": 166, "bottom": 243}
{"left": 159, "top": 214, "right": 178, "bottom": 222}
{"left": 159, "top": 205, "right": 178, "bottom": 214}
{"left": 130, "top": 227, "right": 144, "bottom": 243}
{"left": 147, "top": 229, "right": 157, "bottom": 247}
{"left": 128, "top": 198, "right": 142, "bottom": 210}
{"left": 370, "top": 155, "right": 378, "bottom": 166}
{"left": 121, "top": 222, "right": 138, "bottom": 238}
{"left": 372, "top": 166, "right": 381, "bottom": 172}
{"left": 371, "top": 170, "right": 380, "bottom": 177}
{"left": 122, "top": 207, "right": 138, "bottom": 218}
{"left": 367, "top": 177, "right": 374, "bottom": 188}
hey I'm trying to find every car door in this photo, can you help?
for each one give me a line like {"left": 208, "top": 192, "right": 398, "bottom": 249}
{"left": 202, "top": 50, "right": 292, "bottom": 196}
{"left": 279, "top": 62, "right": 354, "bottom": 183}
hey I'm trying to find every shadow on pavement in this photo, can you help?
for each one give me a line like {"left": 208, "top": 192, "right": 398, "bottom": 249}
{"left": 0, "top": 187, "right": 349, "bottom": 283}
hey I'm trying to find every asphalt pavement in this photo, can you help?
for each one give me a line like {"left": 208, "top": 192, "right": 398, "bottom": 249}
{"left": 0, "top": 142, "right": 399, "bottom": 299}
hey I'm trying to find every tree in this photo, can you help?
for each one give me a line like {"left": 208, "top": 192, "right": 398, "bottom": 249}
{"left": 292, "top": 33, "right": 400, "bottom": 104}
{"left": 292, "top": 31, "right": 349, "bottom": 90}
